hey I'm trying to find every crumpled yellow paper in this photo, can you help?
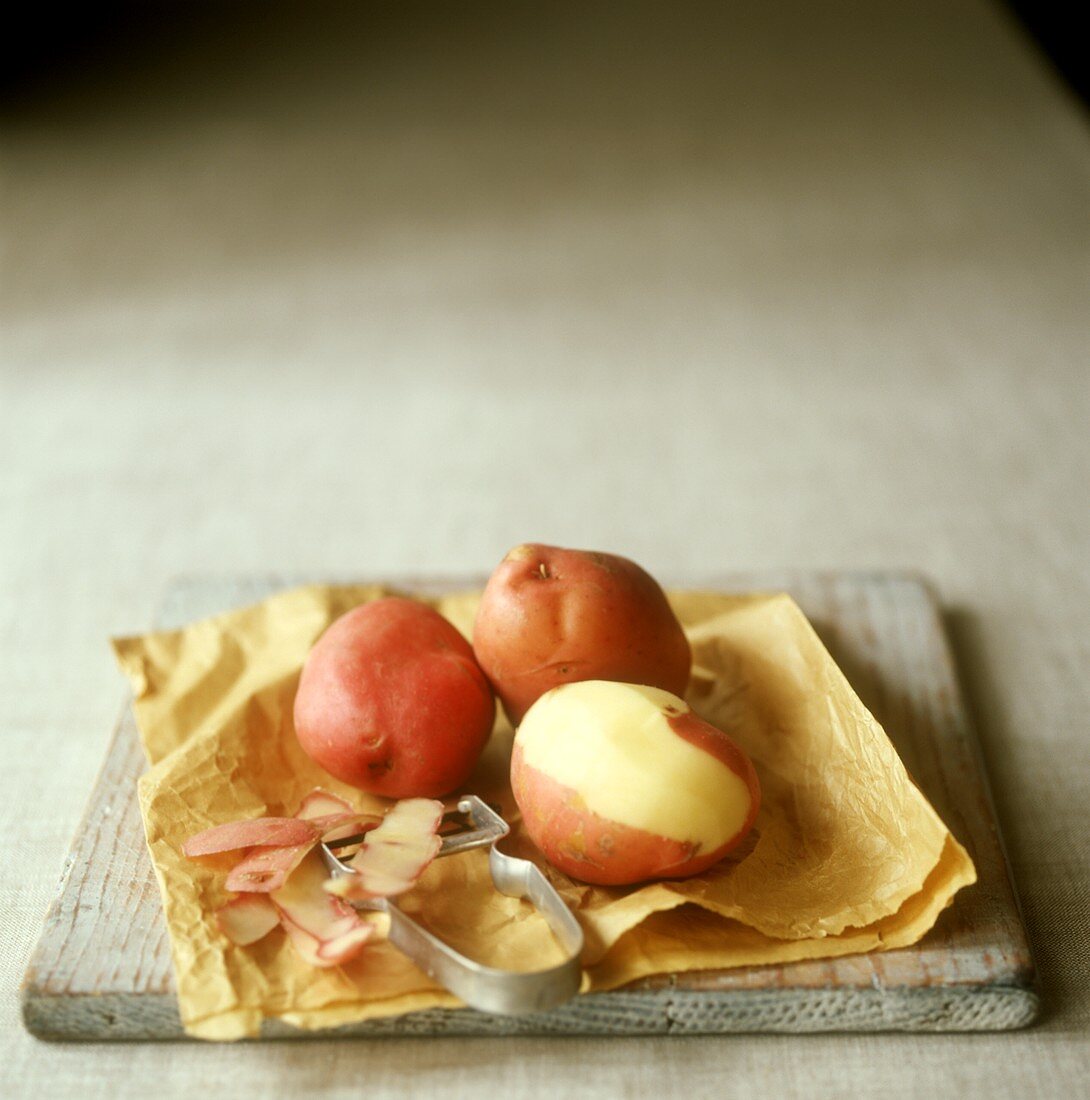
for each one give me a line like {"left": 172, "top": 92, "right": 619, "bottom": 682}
{"left": 113, "top": 585, "right": 976, "bottom": 1040}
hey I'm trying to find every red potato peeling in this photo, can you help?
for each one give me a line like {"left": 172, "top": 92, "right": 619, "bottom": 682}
{"left": 324, "top": 798, "right": 443, "bottom": 902}
{"left": 187, "top": 790, "right": 377, "bottom": 893}
{"left": 292, "top": 789, "right": 382, "bottom": 841}
{"left": 225, "top": 839, "right": 317, "bottom": 893}
{"left": 316, "top": 920, "right": 383, "bottom": 962}
{"left": 305, "top": 812, "right": 382, "bottom": 838}
{"left": 182, "top": 817, "right": 317, "bottom": 858}
{"left": 271, "top": 849, "right": 377, "bottom": 968}
{"left": 188, "top": 789, "right": 439, "bottom": 969}
{"left": 279, "top": 918, "right": 377, "bottom": 968}
{"left": 222, "top": 812, "right": 379, "bottom": 893}
{"left": 215, "top": 894, "right": 280, "bottom": 946}
{"left": 294, "top": 789, "right": 355, "bottom": 820}
{"left": 273, "top": 851, "right": 367, "bottom": 938}
{"left": 285, "top": 921, "right": 377, "bottom": 967}
{"left": 295, "top": 790, "right": 385, "bottom": 842}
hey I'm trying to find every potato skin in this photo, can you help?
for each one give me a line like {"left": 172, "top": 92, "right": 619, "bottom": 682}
{"left": 511, "top": 741, "right": 701, "bottom": 884}
{"left": 472, "top": 544, "right": 692, "bottom": 725}
{"left": 294, "top": 597, "right": 495, "bottom": 798}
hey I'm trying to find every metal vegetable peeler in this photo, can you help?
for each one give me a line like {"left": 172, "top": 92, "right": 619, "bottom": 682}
{"left": 320, "top": 795, "right": 585, "bottom": 1015}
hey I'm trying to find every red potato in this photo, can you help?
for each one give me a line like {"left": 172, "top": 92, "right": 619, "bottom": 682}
{"left": 511, "top": 681, "right": 760, "bottom": 886}
{"left": 294, "top": 598, "right": 495, "bottom": 799}
{"left": 473, "top": 544, "right": 692, "bottom": 725}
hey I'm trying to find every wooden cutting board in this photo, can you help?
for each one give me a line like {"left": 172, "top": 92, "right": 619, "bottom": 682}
{"left": 21, "top": 572, "right": 1038, "bottom": 1040}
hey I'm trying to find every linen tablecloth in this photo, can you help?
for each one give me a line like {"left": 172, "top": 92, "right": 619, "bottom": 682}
{"left": 3, "top": 1, "right": 1087, "bottom": 1095}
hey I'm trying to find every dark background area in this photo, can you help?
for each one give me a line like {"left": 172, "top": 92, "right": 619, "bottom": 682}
{"left": 1005, "top": 0, "right": 1088, "bottom": 104}
{"left": 1, "top": 1, "right": 1086, "bottom": 109}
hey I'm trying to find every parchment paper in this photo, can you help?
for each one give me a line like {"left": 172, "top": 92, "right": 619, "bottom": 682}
{"left": 113, "top": 585, "right": 976, "bottom": 1040}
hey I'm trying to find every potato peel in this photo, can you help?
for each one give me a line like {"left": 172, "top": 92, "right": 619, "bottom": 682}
{"left": 294, "top": 789, "right": 355, "bottom": 820}
{"left": 221, "top": 812, "right": 378, "bottom": 894}
{"left": 307, "top": 812, "right": 382, "bottom": 844}
{"left": 324, "top": 798, "right": 444, "bottom": 902}
{"left": 182, "top": 816, "right": 317, "bottom": 858}
{"left": 225, "top": 840, "right": 317, "bottom": 894}
{"left": 271, "top": 850, "right": 377, "bottom": 968}
{"left": 215, "top": 894, "right": 280, "bottom": 946}
{"left": 279, "top": 915, "right": 377, "bottom": 968}
{"left": 188, "top": 789, "right": 440, "bottom": 970}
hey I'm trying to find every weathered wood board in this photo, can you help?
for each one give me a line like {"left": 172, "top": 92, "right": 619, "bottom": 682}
{"left": 21, "top": 572, "right": 1038, "bottom": 1039}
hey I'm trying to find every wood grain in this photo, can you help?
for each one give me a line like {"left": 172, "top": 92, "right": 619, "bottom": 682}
{"left": 21, "top": 572, "right": 1038, "bottom": 1039}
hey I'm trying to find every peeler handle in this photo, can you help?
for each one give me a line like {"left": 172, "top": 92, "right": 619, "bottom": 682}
{"left": 488, "top": 846, "right": 585, "bottom": 959}
{"left": 378, "top": 876, "right": 583, "bottom": 1016}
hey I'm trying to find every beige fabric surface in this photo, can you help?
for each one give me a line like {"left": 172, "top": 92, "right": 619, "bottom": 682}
{"left": 2, "top": 1, "right": 1087, "bottom": 1097}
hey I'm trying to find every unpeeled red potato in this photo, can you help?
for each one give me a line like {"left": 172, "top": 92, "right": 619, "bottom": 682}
{"left": 473, "top": 544, "right": 691, "bottom": 725}
{"left": 294, "top": 597, "right": 494, "bottom": 798}
{"left": 511, "top": 681, "right": 760, "bottom": 885}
